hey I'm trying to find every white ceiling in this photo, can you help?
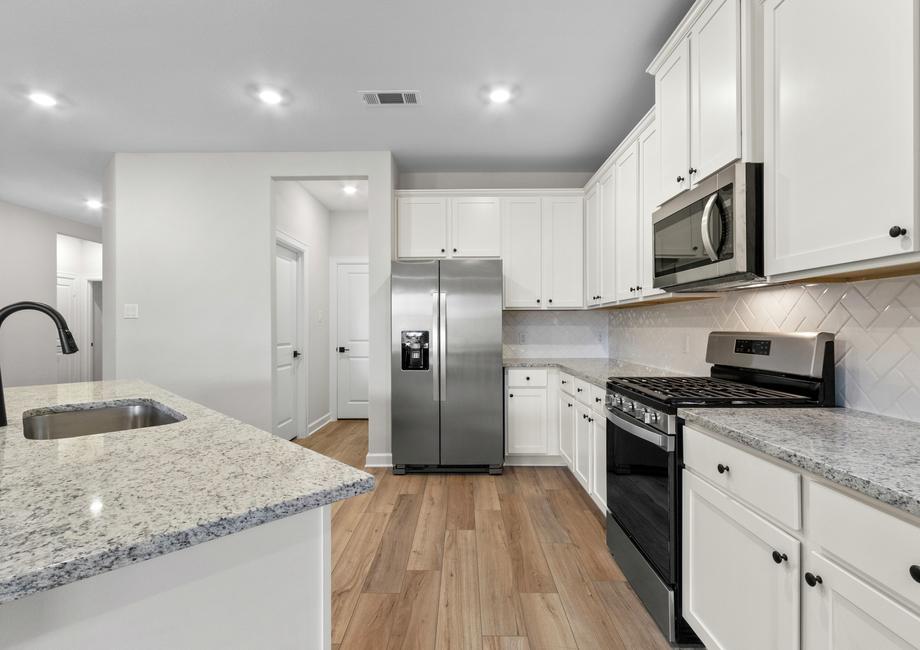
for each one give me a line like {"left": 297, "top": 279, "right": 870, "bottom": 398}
{"left": 0, "top": 0, "right": 692, "bottom": 225}
{"left": 299, "top": 180, "right": 369, "bottom": 212}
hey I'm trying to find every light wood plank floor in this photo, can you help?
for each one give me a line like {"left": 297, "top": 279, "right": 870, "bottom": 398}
{"left": 296, "top": 420, "right": 670, "bottom": 650}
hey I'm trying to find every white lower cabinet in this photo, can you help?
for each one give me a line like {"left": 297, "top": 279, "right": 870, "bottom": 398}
{"left": 505, "top": 387, "right": 547, "bottom": 455}
{"left": 804, "top": 552, "right": 920, "bottom": 650}
{"left": 558, "top": 394, "right": 575, "bottom": 468}
{"left": 572, "top": 403, "right": 592, "bottom": 490}
{"left": 682, "top": 470, "right": 800, "bottom": 650}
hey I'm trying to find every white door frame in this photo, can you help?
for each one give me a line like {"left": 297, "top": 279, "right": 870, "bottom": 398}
{"left": 84, "top": 277, "right": 102, "bottom": 382}
{"left": 329, "top": 256, "right": 369, "bottom": 422}
{"left": 273, "top": 230, "right": 309, "bottom": 439}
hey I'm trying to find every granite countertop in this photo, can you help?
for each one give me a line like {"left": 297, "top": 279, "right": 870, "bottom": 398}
{"left": 0, "top": 380, "right": 374, "bottom": 604}
{"left": 503, "top": 356, "right": 678, "bottom": 388}
{"left": 681, "top": 407, "right": 920, "bottom": 518}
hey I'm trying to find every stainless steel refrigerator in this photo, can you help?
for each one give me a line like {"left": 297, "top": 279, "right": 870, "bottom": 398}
{"left": 391, "top": 259, "right": 503, "bottom": 474}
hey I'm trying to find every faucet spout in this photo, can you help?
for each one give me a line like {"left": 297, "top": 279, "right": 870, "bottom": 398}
{"left": 0, "top": 301, "right": 79, "bottom": 427}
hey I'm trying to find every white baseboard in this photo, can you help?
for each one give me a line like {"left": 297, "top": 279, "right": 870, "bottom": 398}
{"left": 306, "top": 413, "right": 332, "bottom": 437}
{"left": 364, "top": 453, "right": 393, "bottom": 468}
{"left": 503, "top": 454, "right": 567, "bottom": 466}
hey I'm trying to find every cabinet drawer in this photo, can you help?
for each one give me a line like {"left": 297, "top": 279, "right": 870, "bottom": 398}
{"left": 507, "top": 368, "right": 547, "bottom": 388}
{"left": 573, "top": 378, "right": 592, "bottom": 405}
{"left": 559, "top": 372, "right": 575, "bottom": 395}
{"left": 684, "top": 426, "right": 801, "bottom": 530}
{"left": 807, "top": 481, "right": 920, "bottom": 611}
{"left": 590, "top": 385, "right": 606, "bottom": 415}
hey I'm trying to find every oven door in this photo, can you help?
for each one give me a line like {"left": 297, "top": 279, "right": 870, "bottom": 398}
{"left": 606, "top": 408, "right": 677, "bottom": 584}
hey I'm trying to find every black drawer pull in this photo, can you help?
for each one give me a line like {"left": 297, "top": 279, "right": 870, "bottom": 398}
{"left": 717, "top": 463, "right": 730, "bottom": 474}
{"left": 910, "top": 565, "right": 920, "bottom": 583}
{"left": 805, "top": 572, "right": 823, "bottom": 587}
{"left": 772, "top": 551, "right": 788, "bottom": 564}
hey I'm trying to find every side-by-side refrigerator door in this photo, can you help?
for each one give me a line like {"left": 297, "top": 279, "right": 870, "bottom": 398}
{"left": 439, "top": 259, "right": 504, "bottom": 466}
{"left": 391, "top": 261, "right": 441, "bottom": 466}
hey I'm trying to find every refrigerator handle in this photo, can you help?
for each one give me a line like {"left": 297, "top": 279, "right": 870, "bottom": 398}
{"left": 439, "top": 291, "right": 447, "bottom": 402}
{"left": 431, "top": 291, "right": 439, "bottom": 402}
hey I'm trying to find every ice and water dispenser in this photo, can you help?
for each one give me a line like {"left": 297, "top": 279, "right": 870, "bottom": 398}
{"left": 400, "top": 331, "right": 430, "bottom": 370}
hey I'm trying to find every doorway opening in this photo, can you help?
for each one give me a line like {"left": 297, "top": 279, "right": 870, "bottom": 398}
{"left": 271, "top": 178, "right": 369, "bottom": 440}
{"left": 55, "top": 234, "right": 102, "bottom": 383}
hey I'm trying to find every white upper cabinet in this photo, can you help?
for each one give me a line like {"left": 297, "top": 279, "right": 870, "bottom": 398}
{"left": 653, "top": 0, "right": 743, "bottom": 205}
{"left": 502, "top": 197, "right": 543, "bottom": 308}
{"left": 638, "top": 120, "right": 664, "bottom": 297}
{"left": 584, "top": 184, "right": 602, "bottom": 306}
{"left": 763, "top": 0, "right": 919, "bottom": 276}
{"left": 656, "top": 38, "right": 692, "bottom": 204}
{"left": 599, "top": 170, "right": 617, "bottom": 303}
{"left": 614, "top": 141, "right": 641, "bottom": 301}
{"left": 397, "top": 196, "right": 448, "bottom": 258}
{"left": 449, "top": 197, "right": 500, "bottom": 258}
{"left": 690, "top": 0, "right": 741, "bottom": 181}
{"left": 542, "top": 196, "right": 584, "bottom": 309}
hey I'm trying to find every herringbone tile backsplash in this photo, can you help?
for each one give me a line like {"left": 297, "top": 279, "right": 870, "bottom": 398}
{"left": 609, "top": 274, "right": 920, "bottom": 422}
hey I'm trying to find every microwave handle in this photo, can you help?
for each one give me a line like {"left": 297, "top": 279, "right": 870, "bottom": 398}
{"left": 700, "top": 193, "right": 720, "bottom": 262}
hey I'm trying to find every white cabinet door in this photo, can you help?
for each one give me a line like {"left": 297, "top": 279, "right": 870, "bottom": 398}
{"left": 397, "top": 197, "right": 448, "bottom": 258}
{"left": 506, "top": 387, "right": 547, "bottom": 455}
{"left": 589, "top": 415, "right": 606, "bottom": 512}
{"left": 501, "top": 197, "right": 543, "bottom": 308}
{"left": 656, "top": 38, "right": 691, "bottom": 204}
{"left": 690, "top": 0, "right": 741, "bottom": 181}
{"left": 683, "top": 471, "right": 800, "bottom": 650}
{"left": 614, "top": 141, "right": 641, "bottom": 301}
{"left": 638, "top": 120, "right": 663, "bottom": 297}
{"left": 599, "top": 170, "right": 618, "bottom": 303}
{"left": 558, "top": 394, "right": 575, "bottom": 469}
{"left": 572, "top": 403, "right": 591, "bottom": 489}
{"left": 542, "top": 196, "right": 584, "bottom": 308}
{"left": 764, "top": 0, "right": 918, "bottom": 276}
{"left": 803, "top": 552, "right": 920, "bottom": 650}
{"left": 584, "top": 184, "right": 601, "bottom": 306}
{"left": 449, "top": 197, "right": 500, "bottom": 258}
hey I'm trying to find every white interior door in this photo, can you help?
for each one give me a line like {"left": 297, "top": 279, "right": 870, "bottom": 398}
{"left": 274, "top": 244, "right": 303, "bottom": 439}
{"left": 335, "top": 262, "right": 369, "bottom": 419}
{"left": 56, "top": 274, "right": 80, "bottom": 383}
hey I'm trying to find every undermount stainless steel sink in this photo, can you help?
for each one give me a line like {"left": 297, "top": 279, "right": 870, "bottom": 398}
{"left": 23, "top": 399, "right": 185, "bottom": 440}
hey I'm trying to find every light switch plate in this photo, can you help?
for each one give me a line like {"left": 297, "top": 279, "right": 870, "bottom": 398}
{"left": 123, "top": 303, "right": 139, "bottom": 319}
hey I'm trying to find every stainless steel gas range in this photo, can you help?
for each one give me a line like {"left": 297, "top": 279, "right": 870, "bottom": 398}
{"left": 604, "top": 331, "right": 836, "bottom": 645}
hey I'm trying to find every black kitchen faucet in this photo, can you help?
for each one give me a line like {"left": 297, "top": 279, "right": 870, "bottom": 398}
{"left": 0, "top": 301, "right": 78, "bottom": 427}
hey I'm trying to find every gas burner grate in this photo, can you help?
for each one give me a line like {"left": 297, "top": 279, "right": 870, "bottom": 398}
{"left": 608, "top": 376, "right": 814, "bottom": 406}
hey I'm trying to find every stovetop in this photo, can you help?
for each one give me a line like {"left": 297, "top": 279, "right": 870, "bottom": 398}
{"left": 607, "top": 375, "right": 816, "bottom": 407}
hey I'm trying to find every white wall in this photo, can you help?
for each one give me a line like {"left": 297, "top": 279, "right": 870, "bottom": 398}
{"left": 273, "top": 181, "right": 332, "bottom": 431}
{"left": 398, "top": 171, "right": 592, "bottom": 190}
{"left": 330, "top": 211, "right": 368, "bottom": 258}
{"left": 0, "top": 200, "right": 100, "bottom": 387}
{"left": 105, "top": 152, "right": 394, "bottom": 463}
{"left": 609, "top": 275, "right": 920, "bottom": 422}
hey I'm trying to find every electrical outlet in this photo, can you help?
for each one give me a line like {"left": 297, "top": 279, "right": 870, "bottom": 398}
{"left": 518, "top": 332, "right": 527, "bottom": 344}
{"left": 123, "top": 303, "right": 139, "bottom": 319}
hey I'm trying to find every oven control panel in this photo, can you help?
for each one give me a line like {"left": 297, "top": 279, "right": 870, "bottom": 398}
{"left": 605, "top": 390, "right": 672, "bottom": 434}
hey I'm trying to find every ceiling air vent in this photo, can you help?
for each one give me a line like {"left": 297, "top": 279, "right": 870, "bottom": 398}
{"left": 360, "top": 91, "right": 419, "bottom": 106}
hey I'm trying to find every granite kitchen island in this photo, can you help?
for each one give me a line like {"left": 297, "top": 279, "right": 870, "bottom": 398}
{"left": 0, "top": 380, "right": 373, "bottom": 649}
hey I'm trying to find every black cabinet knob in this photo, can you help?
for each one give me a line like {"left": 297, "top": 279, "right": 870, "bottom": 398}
{"left": 910, "top": 565, "right": 920, "bottom": 583}
{"left": 577, "top": 387, "right": 583, "bottom": 392}
{"left": 293, "top": 350, "right": 301, "bottom": 358}
{"left": 582, "top": 413, "right": 587, "bottom": 419}
{"left": 717, "top": 463, "right": 730, "bottom": 474}
{"left": 689, "top": 167, "right": 698, "bottom": 175}
{"left": 804, "top": 572, "right": 823, "bottom": 587}
{"left": 890, "top": 226, "right": 908, "bottom": 238}
{"left": 595, "top": 397, "right": 601, "bottom": 403}
{"left": 441, "top": 248, "right": 445, "bottom": 253}
{"left": 548, "top": 298, "right": 553, "bottom": 304}
{"left": 525, "top": 376, "right": 530, "bottom": 381}
{"left": 567, "top": 402, "right": 572, "bottom": 407}
{"left": 509, "top": 393, "right": 514, "bottom": 398}
{"left": 536, "top": 298, "right": 541, "bottom": 304}
{"left": 561, "top": 380, "right": 567, "bottom": 384}
{"left": 588, "top": 417, "right": 594, "bottom": 423}
{"left": 772, "top": 551, "right": 788, "bottom": 564}
{"left": 676, "top": 175, "right": 685, "bottom": 183}
{"left": 636, "top": 285, "right": 642, "bottom": 291}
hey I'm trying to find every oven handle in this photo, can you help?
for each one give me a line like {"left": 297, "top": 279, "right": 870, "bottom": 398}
{"left": 700, "top": 193, "right": 720, "bottom": 262}
{"left": 606, "top": 409, "right": 675, "bottom": 452}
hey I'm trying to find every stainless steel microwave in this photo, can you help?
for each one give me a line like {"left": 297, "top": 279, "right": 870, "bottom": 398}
{"left": 652, "top": 162, "right": 764, "bottom": 292}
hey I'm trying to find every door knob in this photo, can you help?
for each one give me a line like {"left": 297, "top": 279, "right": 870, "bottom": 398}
{"left": 293, "top": 350, "right": 301, "bottom": 358}
{"left": 804, "top": 572, "right": 823, "bottom": 587}
{"left": 337, "top": 346, "right": 350, "bottom": 353}
{"left": 890, "top": 226, "right": 908, "bottom": 237}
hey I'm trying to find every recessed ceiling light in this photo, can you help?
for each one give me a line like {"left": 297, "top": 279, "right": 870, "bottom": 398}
{"left": 28, "top": 91, "right": 58, "bottom": 107}
{"left": 257, "top": 88, "right": 284, "bottom": 105}
{"left": 488, "top": 87, "right": 513, "bottom": 104}
{"left": 85, "top": 199, "right": 102, "bottom": 210}
{"left": 343, "top": 185, "right": 358, "bottom": 196}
